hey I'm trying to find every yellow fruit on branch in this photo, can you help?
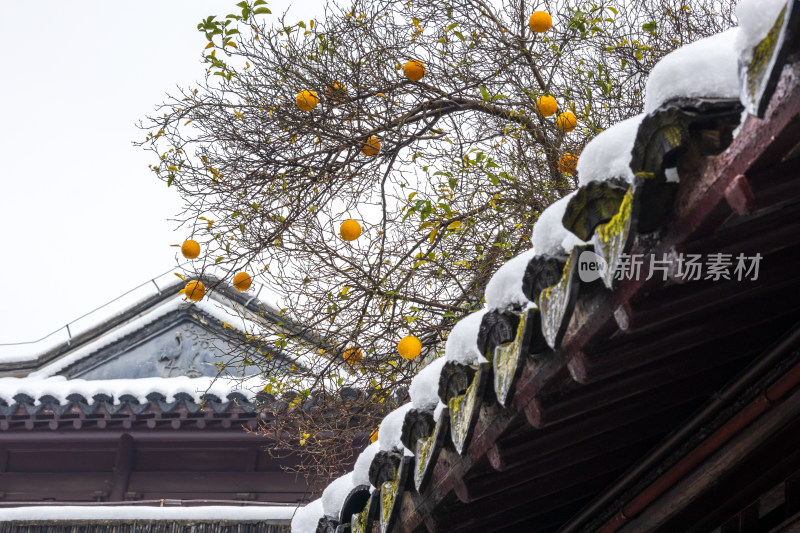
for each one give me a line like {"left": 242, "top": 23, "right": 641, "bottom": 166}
{"left": 324, "top": 81, "right": 347, "bottom": 103}
{"left": 232, "top": 272, "right": 252, "bottom": 292}
{"left": 397, "top": 335, "right": 422, "bottom": 360}
{"left": 403, "top": 60, "right": 426, "bottom": 82}
{"left": 184, "top": 280, "right": 205, "bottom": 302}
{"left": 529, "top": 11, "right": 553, "bottom": 33}
{"left": 296, "top": 90, "right": 319, "bottom": 111}
{"left": 340, "top": 219, "right": 362, "bottom": 241}
{"left": 181, "top": 240, "right": 201, "bottom": 260}
{"left": 558, "top": 152, "right": 579, "bottom": 175}
{"left": 343, "top": 346, "right": 363, "bottom": 365}
{"left": 362, "top": 136, "right": 381, "bottom": 157}
{"left": 556, "top": 111, "right": 578, "bottom": 133}
{"left": 535, "top": 95, "right": 558, "bottom": 117}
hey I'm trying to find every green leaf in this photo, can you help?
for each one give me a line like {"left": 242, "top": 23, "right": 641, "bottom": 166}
{"left": 642, "top": 21, "right": 656, "bottom": 32}
{"left": 479, "top": 86, "right": 490, "bottom": 102}
{"left": 215, "top": 257, "right": 224, "bottom": 264}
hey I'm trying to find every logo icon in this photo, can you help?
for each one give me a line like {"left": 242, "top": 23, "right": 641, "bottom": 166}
{"left": 578, "top": 250, "right": 607, "bottom": 282}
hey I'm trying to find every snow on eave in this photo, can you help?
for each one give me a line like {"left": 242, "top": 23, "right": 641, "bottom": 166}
{"left": 445, "top": 308, "right": 488, "bottom": 365}
{"left": 291, "top": 499, "right": 324, "bottom": 533}
{"left": 322, "top": 472, "right": 355, "bottom": 519}
{"left": 0, "top": 374, "right": 264, "bottom": 406}
{"left": 409, "top": 356, "right": 447, "bottom": 412}
{"left": 378, "top": 403, "right": 415, "bottom": 455}
{"left": 530, "top": 192, "right": 587, "bottom": 256}
{"left": 0, "top": 505, "right": 298, "bottom": 522}
{"left": 644, "top": 28, "right": 741, "bottom": 114}
{"left": 484, "top": 248, "right": 538, "bottom": 311}
{"left": 575, "top": 114, "right": 645, "bottom": 187}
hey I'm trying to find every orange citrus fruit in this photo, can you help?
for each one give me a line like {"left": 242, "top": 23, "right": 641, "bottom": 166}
{"left": 558, "top": 153, "right": 578, "bottom": 175}
{"left": 340, "top": 219, "right": 362, "bottom": 241}
{"left": 324, "top": 82, "right": 347, "bottom": 103}
{"left": 397, "top": 335, "right": 422, "bottom": 360}
{"left": 362, "top": 136, "right": 381, "bottom": 157}
{"left": 343, "top": 346, "right": 363, "bottom": 365}
{"left": 529, "top": 11, "right": 552, "bottom": 33}
{"left": 556, "top": 111, "right": 577, "bottom": 133}
{"left": 181, "top": 240, "right": 201, "bottom": 260}
{"left": 184, "top": 280, "right": 205, "bottom": 302}
{"left": 296, "top": 90, "right": 319, "bottom": 111}
{"left": 535, "top": 95, "right": 558, "bottom": 117}
{"left": 232, "top": 272, "right": 252, "bottom": 292}
{"left": 403, "top": 60, "right": 426, "bottom": 82}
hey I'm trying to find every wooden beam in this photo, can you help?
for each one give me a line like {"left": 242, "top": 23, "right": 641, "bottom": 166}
{"left": 724, "top": 175, "right": 756, "bottom": 216}
{"left": 614, "top": 389, "right": 800, "bottom": 532}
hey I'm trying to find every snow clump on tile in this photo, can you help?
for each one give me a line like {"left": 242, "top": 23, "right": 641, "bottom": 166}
{"left": 378, "top": 403, "right": 414, "bottom": 453}
{"left": 352, "top": 441, "right": 380, "bottom": 488}
{"left": 291, "top": 498, "right": 323, "bottom": 533}
{"left": 736, "top": 0, "right": 787, "bottom": 61}
{"left": 576, "top": 114, "right": 644, "bottom": 186}
{"left": 484, "top": 249, "right": 537, "bottom": 310}
{"left": 644, "top": 28, "right": 741, "bottom": 114}
{"left": 445, "top": 308, "right": 488, "bottom": 365}
{"left": 321, "top": 472, "right": 355, "bottom": 519}
{"left": 530, "top": 192, "right": 586, "bottom": 255}
{"left": 409, "top": 356, "right": 447, "bottom": 412}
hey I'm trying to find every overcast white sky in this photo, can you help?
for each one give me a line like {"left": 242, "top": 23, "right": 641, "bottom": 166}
{"left": 0, "top": 1, "right": 325, "bottom": 346}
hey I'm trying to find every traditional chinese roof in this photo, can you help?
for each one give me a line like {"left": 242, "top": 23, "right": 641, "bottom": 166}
{"left": 301, "top": 3, "right": 800, "bottom": 532}
{"left": 0, "top": 276, "right": 319, "bottom": 522}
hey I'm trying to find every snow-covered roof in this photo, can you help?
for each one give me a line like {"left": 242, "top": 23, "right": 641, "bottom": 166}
{"left": 0, "top": 375, "right": 261, "bottom": 406}
{"left": 0, "top": 269, "right": 287, "bottom": 369}
{"left": 297, "top": 3, "right": 799, "bottom": 530}
{"left": 0, "top": 505, "right": 298, "bottom": 522}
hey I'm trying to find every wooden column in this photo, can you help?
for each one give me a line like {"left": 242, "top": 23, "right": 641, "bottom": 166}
{"left": 109, "top": 433, "right": 135, "bottom": 501}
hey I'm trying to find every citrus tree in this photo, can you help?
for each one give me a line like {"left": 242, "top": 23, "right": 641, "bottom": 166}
{"left": 139, "top": 0, "right": 734, "bottom": 486}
